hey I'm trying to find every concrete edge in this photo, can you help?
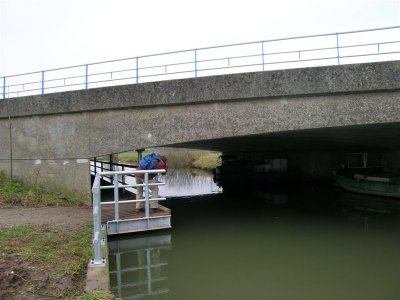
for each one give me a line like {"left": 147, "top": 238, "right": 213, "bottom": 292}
{"left": 2, "top": 60, "right": 400, "bottom": 119}
{"left": 84, "top": 225, "right": 110, "bottom": 292}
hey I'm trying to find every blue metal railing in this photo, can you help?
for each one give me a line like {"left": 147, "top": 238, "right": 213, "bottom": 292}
{"left": 1, "top": 26, "right": 400, "bottom": 99}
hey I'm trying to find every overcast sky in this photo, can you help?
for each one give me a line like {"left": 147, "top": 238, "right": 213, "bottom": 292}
{"left": 0, "top": 0, "right": 399, "bottom": 76}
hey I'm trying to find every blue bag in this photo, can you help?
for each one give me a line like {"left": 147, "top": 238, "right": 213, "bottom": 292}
{"left": 139, "top": 153, "right": 161, "bottom": 170}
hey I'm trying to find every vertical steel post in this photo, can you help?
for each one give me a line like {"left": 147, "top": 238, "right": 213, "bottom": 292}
{"left": 122, "top": 166, "right": 126, "bottom": 190}
{"left": 194, "top": 49, "right": 198, "bottom": 78}
{"left": 116, "top": 252, "right": 122, "bottom": 297}
{"left": 114, "top": 174, "right": 120, "bottom": 221}
{"left": 336, "top": 33, "right": 340, "bottom": 65}
{"left": 85, "top": 64, "right": 89, "bottom": 90}
{"left": 144, "top": 172, "right": 149, "bottom": 223}
{"left": 93, "top": 157, "right": 97, "bottom": 174}
{"left": 137, "top": 149, "right": 143, "bottom": 166}
{"left": 146, "top": 248, "right": 152, "bottom": 293}
{"left": 136, "top": 57, "right": 139, "bottom": 83}
{"left": 41, "top": 71, "right": 45, "bottom": 95}
{"left": 109, "top": 154, "right": 113, "bottom": 171}
{"left": 2, "top": 77, "right": 5, "bottom": 99}
{"left": 91, "top": 174, "right": 104, "bottom": 266}
{"left": 261, "top": 41, "right": 265, "bottom": 71}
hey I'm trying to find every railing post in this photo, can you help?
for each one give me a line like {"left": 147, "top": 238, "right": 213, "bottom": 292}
{"left": 261, "top": 41, "right": 265, "bottom": 71}
{"left": 2, "top": 77, "right": 5, "bottom": 99}
{"left": 136, "top": 57, "right": 139, "bottom": 84}
{"left": 41, "top": 71, "right": 45, "bottom": 95}
{"left": 114, "top": 174, "right": 120, "bottom": 221}
{"left": 137, "top": 149, "right": 143, "bottom": 162}
{"left": 144, "top": 172, "right": 149, "bottom": 221}
{"left": 194, "top": 49, "right": 198, "bottom": 78}
{"left": 85, "top": 64, "right": 89, "bottom": 90}
{"left": 336, "top": 33, "right": 340, "bottom": 65}
{"left": 122, "top": 166, "right": 126, "bottom": 193}
{"left": 93, "top": 157, "right": 97, "bottom": 174}
{"left": 91, "top": 174, "right": 105, "bottom": 266}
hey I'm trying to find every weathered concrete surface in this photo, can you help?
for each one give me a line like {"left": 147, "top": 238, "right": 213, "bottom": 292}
{"left": 1, "top": 60, "right": 400, "bottom": 118}
{"left": 1, "top": 60, "right": 400, "bottom": 193}
{"left": 0, "top": 159, "right": 91, "bottom": 203}
{"left": 85, "top": 227, "right": 110, "bottom": 292}
{"left": 1, "top": 90, "right": 399, "bottom": 159}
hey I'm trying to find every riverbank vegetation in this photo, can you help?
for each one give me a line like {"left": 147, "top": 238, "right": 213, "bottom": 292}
{"left": 0, "top": 224, "right": 114, "bottom": 299}
{"left": 114, "top": 149, "right": 221, "bottom": 170}
{"left": 0, "top": 175, "right": 114, "bottom": 299}
{"left": 0, "top": 175, "right": 85, "bottom": 208}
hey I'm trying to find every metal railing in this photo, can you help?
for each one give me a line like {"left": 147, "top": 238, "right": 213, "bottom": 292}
{"left": 90, "top": 160, "right": 137, "bottom": 189}
{"left": 91, "top": 168, "right": 166, "bottom": 266}
{"left": 2, "top": 26, "right": 400, "bottom": 99}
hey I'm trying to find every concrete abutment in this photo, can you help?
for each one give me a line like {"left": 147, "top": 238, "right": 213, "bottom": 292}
{"left": 0, "top": 158, "right": 91, "bottom": 204}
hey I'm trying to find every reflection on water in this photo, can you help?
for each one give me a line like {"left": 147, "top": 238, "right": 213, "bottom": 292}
{"left": 109, "top": 182, "right": 400, "bottom": 300}
{"left": 159, "top": 168, "right": 220, "bottom": 197}
{"left": 109, "top": 234, "right": 172, "bottom": 299}
{"left": 101, "top": 165, "right": 220, "bottom": 197}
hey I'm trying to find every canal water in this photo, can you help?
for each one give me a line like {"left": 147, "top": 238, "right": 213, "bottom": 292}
{"left": 108, "top": 169, "right": 400, "bottom": 300}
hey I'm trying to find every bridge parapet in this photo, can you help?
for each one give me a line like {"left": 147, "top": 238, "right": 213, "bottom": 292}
{"left": 1, "top": 26, "right": 399, "bottom": 100}
{"left": 1, "top": 60, "right": 400, "bottom": 119}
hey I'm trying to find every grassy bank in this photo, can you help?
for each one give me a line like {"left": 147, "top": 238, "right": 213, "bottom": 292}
{"left": 0, "top": 175, "right": 114, "bottom": 299}
{"left": 0, "top": 175, "right": 85, "bottom": 207}
{"left": 115, "top": 149, "right": 221, "bottom": 170}
{"left": 0, "top": 224, "right": 114, "bottom": 299}
{"left": 0, "top": 225, "right": 92, "bottom": 278}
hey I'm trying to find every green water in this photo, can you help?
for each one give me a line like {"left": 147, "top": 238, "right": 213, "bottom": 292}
{"left": 109, "top": 183, "right": 400, "bottom": 300}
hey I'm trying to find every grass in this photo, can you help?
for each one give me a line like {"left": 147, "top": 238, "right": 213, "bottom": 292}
{"left": 0, "top": 177, "right": 112, "bottom": 299}
{"left": 73, "top": 290, "right": 115, "bottom": 300}
{"left": 115, "top": 149, "right": 221, "bottom": 170}
{"left": 0, "top": 224, "right": 108, "bottom": 298}
{"left": 0, "top": 225, "right": 93, "bottom": 277}
{"left": 0, "top": 175, "right": 86, "bottom": 207}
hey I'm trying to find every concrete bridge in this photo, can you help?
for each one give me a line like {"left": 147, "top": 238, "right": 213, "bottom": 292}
{"left": 1, "top": 60, "right": 400, "bottom": 201}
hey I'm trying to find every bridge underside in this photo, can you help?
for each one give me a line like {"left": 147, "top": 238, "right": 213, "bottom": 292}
{"left": 166, "top": 122, "right": 400, "bottom": 183}
{"left": 167, "top": 122, "right": 400, "bottom": 154}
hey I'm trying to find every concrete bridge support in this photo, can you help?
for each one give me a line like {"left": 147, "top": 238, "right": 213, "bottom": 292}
{"left": 0, "top": 109, "right": 91, "bottom": 201}
{"left": 0, "top": 157, "right": 91, "bottom": 203}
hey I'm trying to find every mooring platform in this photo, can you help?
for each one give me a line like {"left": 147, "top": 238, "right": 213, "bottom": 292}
{"left": 91, "top": 166, "right": 171, "bottom": 236}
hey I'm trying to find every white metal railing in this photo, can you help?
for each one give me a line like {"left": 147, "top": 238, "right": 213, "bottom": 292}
{"left": 90, "top": 159, "right": 138, "bottom": 189}
{"left": 91, "top": 168, "right": 166, "bottom": 266}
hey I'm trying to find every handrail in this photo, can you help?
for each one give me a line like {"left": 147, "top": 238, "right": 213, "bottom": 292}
{"left": 91, "top": 173, "right": 104, "bottom": 267}
{"left": 91, "top": 168, "right": 166, "bottom": 266}
{"left": 2, "top": 26, "right": 400, "bottom": 99}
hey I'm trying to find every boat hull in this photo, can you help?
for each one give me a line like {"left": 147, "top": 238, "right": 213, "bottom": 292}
{"left": 335, "top": 174, "right": 400, "bottom": 198}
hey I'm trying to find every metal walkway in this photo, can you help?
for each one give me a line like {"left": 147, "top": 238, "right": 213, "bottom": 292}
{"left": 90, "top": 160, "right": 171, "bottom": 266}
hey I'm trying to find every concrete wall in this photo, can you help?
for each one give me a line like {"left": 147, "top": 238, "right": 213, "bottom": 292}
{"left": 0, "top": 109, "right": 91, "bottom": 201}
{"left": 0, "top": 159, "right": 91, "bottom": 202}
